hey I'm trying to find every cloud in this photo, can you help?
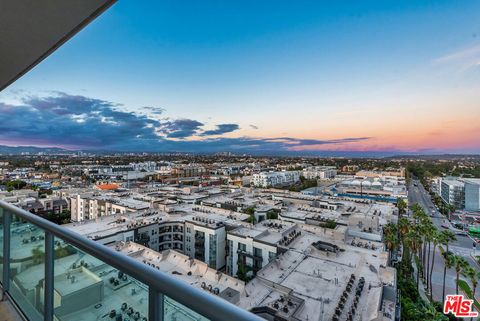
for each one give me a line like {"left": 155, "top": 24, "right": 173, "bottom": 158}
{"left": 434, "top": 44, "right": 480, "bottom": 71}
{"left": 249, "top": 124, "right": 259, "bottom": 130}
{"left": 161, "top": 119, "right": 204, "bottom": 138}
{"left": 199, "top": 123, "right": 239, "bottom": 136}
{"left": 141, "top": 106, "right": 165, "bottom": 115}
{"left": 0, "top": 92, "right": 373, "bottom": 153}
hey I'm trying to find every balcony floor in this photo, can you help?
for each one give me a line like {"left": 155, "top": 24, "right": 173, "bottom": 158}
{"left": 0, "top": 293, "right": 24, "bottom": 321}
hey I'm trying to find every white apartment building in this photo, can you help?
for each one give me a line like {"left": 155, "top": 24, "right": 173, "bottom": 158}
{"left": 464, "top": 178, "right": 480, "bottom": 212}
{"left": 226, "top": 221, "right": 298, "bottom": 277}
{"left": 70, "top": 194, "right": 149, "bottom": 221}
{"left": 302, "top": 166, "right": 337, "bottom": 180}
{"left": 226, "top": 229, "right": 277, "bottom": 278}
{"left": 130, "top": 161, "right": 157, "bottom": 172}
{"left": 184, "top": 217, "right": 227, "bottom": 270}
{"left": 252, "top": 171, "right": 300, "bottom": 188}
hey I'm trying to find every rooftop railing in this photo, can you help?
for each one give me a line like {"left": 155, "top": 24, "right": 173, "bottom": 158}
{"left": 0, "top": 200, "right": 263, "bottom": 321}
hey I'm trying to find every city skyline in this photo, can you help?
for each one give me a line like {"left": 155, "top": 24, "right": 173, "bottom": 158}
{"left": 1, "top": 1, "right": 480, "bottom": 154}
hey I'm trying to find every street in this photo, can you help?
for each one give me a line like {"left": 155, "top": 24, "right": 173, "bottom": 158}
{"left": 407, "top": 179, "right": 480, "bottom": 302}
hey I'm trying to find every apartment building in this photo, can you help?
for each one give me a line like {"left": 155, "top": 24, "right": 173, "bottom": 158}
{"left": 70, "top": 194, "right": 149, "bottom": 221}
{"left": 171, "top": 164, "right": 207, "bottom": 177}
{"left": 302, "top": 166, "right": 337, "bottom": 179}
{"left": 226, "top": 221, "right": 298, "bottom": 277}
{"left": 184, "top": 217, "right": 226, "bottom": 270}
{"left": 252, "top": 171, "right": 300, "bottom": 188}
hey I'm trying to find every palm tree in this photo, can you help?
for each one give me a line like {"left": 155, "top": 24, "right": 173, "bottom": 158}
{"left": 405, "top": 227, "right": 422, "bottom": 288}
{"left": 429, "top": 229, "right": 439, "bottom": 300}
{"left": 423, "top": 222, "right": 435, "bottom": 290}
{"left": 397, "top": 197, "right": 407, "bottom": 215}
{"left": 384, "top": 232, "right": 399, "bottom": 264}
{"left": 463, "top": 266, "right": 479, "bottom": 320}
{"left": 398, "top": 217, "right": 410, "bottom": 239}
{"left": 440, "top": 230, "right": 456, "bottom": 253}
{"left": 453, "top": 256, "right": 469, "bottom": 295}
{"left": 441, "top": 249, "right": 454, "bottom": 306}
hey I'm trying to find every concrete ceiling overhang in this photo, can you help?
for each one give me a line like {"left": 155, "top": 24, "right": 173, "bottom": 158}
{"left": 0, "top": 0, "right": 116, "bottom": 92}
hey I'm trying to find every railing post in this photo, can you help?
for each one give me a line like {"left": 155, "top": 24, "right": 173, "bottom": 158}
{"left": 44, "top": 232, "right": 54, "bottom": 321}
{"left": 2, "top": 210, "right": 11, "bottom": 295}
{"left": 149, "top": 288, "right": 164, "bottom": 321}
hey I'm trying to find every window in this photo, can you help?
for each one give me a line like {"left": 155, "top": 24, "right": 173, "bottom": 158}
{"left": 238, "top": 243, "right": 246, "bottom": 252}
{"left": 268, "top": 251, "right": 276, "bottom": 262}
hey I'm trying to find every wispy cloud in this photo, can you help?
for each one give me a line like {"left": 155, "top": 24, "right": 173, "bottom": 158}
{"left": 434, "top": 44, "right": 480, "bottom": 71}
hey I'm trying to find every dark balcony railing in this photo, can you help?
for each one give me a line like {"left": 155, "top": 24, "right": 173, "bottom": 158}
{"left": 237, "top": 249, "right": 263, "bottom": 261}
{"left": 0, "top": 200, "right": 262, "bottom": 321}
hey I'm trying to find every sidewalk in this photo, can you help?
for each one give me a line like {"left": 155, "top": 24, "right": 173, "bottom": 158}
{"left": 411, "top": 260, "right": 430, "bottom": 303}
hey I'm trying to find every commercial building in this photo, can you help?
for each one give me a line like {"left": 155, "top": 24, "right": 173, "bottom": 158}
{"left": 441, "top": 178, "right": 465, "bottom": 209}
{"left": 464, "top": 178, "right": 480, "bottom": 212}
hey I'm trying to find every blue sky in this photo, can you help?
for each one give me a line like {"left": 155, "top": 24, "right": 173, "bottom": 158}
{"left": 1, "top": 1, "right": 480, "bottom": 154}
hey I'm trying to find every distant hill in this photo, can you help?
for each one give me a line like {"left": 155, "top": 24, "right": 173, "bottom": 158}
{"left": 385, "top": 154, "right": 480, "bottom": 160}
{"left": 0, "top": 145, "right": 72, "bottom": 154}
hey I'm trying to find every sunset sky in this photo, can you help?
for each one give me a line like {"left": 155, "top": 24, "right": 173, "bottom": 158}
{"left": 1, "top": 1, "right": 480, "bottom": 154}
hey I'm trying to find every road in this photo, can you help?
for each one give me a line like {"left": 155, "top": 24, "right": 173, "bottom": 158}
{"left": 407, "top": 179, "right": 480, "bottom": 302}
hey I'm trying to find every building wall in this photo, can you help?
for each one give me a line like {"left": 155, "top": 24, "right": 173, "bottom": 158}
{"left": 252, "top": 171, "right": 300, "bottom": 188}
{"left": 465, "top": 180, "right": 480, "bottom": 212}
{"left": 226, "top": 234, "right": 277, "bottom": 277}
{"left": 441, "top": 180, "right": 465, "bottom": 209}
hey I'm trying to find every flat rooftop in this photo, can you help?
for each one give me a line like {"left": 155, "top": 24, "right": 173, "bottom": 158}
{"left": 239, "top": 230, "right": 393, "bottom": 321}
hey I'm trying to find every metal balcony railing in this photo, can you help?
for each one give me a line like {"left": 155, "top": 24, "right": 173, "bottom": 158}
{"left": 0, "top": 200, "right": 262, "bottom": 321}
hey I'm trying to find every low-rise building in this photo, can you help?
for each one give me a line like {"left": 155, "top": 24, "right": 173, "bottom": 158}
{"left": 302, "top": 166, "right": 337, "bottom": 179}
{"left": 252, "top": 171, "right": 300, "bottom": 188}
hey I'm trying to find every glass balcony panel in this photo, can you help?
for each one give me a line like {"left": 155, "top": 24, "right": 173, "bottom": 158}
{"left": 9, "top": 213, "right": 45, "bottom": 321}
{"left": 53, "top": 237, "right": 149, "bottom": 321}
{"left": 165, "top": 296, "right": 209, "bottom": 321}
{"left": 0, "top": 208, "right": 3, "bottom": 285}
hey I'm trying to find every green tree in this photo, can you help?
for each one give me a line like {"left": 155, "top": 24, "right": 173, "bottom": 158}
{"left": 453, "top": 255, "right": 469, "bottom": 295}
{"left": 384, "top": 223, "right": 399, "bottom": 264}
{"left": 441, "top": 250, "right": 455, "bottom": 307}
{"left": 439, "top": 230, "right": 456, "bottom": 253}
{"left": 397, "top": 197, "right": 407, "bottom": 215}
{"left": 428, "top": 229, "right": 440, "bottom": 300}
{"left": 462, "top": 265, "right": 479, "bottom": 321}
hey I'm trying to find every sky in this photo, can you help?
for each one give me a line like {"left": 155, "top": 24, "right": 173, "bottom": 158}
{"left": 1, "top": 0, "right": 480, "bottom": 155}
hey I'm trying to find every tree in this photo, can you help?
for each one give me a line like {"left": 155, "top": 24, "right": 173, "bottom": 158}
{"left": 441, "top": 250, "right": 455, "bottom": 307}
{"left": 405, "top": 227, "right": 422, "bottom": 288}
{"left": 463, "top": 266, "right": 479, "bottom": 321}
{"left": 423, "top": 222, "right": 435, "bottom": 291}
{"left": 384, "top": 223, "right": 399, "bottom": 264}
{"left": 439, "top": 230, "right": 456, "bottom": 253}
{"left": 429, "top": 229, "right": 440, "bottom": 300}
{"left": 31, "top": 246, "right": 45, "bottom": 264}
{"left": 397, "top": 197, "right": 407, "bottom": 215}
{"left": 424, "top": 303, "right": 448, "bottom": 321}
{"left": 453, "top": 256, "right": 469, "bottom": 295}
{"left": 398, "top": 217, "right": 410, "bottom": 238}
